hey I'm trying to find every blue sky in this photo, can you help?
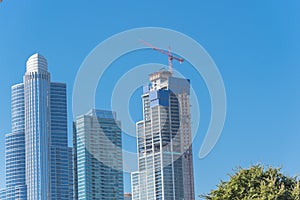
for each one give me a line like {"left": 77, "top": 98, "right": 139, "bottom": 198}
{"left": 1, "top": 0, "right": 300, "bottom": 197}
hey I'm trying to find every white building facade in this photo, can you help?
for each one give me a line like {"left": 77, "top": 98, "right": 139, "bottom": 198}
{"left": 132, "top": 69, "right": 195, "bottom": 200}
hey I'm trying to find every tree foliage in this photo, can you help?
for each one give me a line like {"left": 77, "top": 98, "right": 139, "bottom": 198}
{"left": 200, "top": 165, "right": 300, "bottom": 200}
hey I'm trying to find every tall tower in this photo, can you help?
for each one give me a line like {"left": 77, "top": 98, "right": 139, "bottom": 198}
{"left": 24, "top": 53, "right": 51, "bottom": 199}
{"left": 132, "top": 69, "right": 195, "bottom": 200}
{"left": 73, "top": 109, "right": 124, "bottom": 199}
{"left": 5, "top": 84, "right": 27, "bottom": 200}
{"left": 7, "top": 53, "right": 71, "bottom": 200}
{"left": 49, "top": 82, "right": 70, "bottom": 200}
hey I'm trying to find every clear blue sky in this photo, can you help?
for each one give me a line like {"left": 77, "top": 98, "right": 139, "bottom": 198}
{"left": 1, "top": 0, "right": 300, "bottom": 197}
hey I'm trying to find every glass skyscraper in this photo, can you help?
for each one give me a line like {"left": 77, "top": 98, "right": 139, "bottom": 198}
{"left": 132, "top": 69, "right": 195, "bottom": 200}
{"left": 5, "top": 83, "right": 27, "bottom": 200}
{"left": 6, "top": 53, "right": 72, "bottom": 200}
{"left": 49, "top": 82, "right": 69, "bottom": 199}
{"left": 73, "top": 109, "right": 124, "bottom": 200}
{"left": 24, "top": 53, "right": 51, "bottom": 199}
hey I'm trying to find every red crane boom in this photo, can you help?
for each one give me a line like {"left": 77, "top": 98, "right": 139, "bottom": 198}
{"left": 140, "top": 40, "right": 184, "bottom": 74}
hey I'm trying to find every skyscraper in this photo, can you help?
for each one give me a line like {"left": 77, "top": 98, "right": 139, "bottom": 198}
{"left": 8, "top": 53, "right": 71, "bottom": 200}
{"left": 74, "top": 109, "right": 124, "bottom": 199}
{"left": 24, "top": 53, "right": 51, "bottom": 199}
{"left": 5, "top": 83, "right": 27, "bottom": 200}
{"left": 132, "top": 69, "right": 195, "bottom": 200}
{"left": 49, "top": 82, "right": 69, "bottom": 199}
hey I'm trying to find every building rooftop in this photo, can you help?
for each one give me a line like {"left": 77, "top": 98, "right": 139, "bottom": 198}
{"left": 86, "top": 109, "right": 116, "bottom": 119}
{"left": 149, "top": 68, "right": 172, "bottom": 82}
{"left": 26, "top": 53, "right": 48, "bottom": 72}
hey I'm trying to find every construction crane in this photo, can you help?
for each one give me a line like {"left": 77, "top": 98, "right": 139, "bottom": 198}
{"left": 140, "top": 40, "right": 184, "bottom": 74}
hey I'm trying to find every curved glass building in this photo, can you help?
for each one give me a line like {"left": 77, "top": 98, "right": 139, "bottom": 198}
{"left": 5, "top": 83, "right": 27, "bottom": 200}
{"left": 24, "top": 53, "right": 51, "bottom": 200}
{"left": 6, "top": 53, "right": 71, "bottom": 200}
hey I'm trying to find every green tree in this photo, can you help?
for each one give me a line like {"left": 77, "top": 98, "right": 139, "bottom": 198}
{"left": 200, "top": 165, "right": 300, "bottom": 200}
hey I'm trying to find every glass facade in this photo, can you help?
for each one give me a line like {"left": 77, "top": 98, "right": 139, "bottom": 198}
{"left": 0, "top": 188, "right": 6, "bottom": 200}
{"left": 5, "top": 83, "right": 27, "bottom": 200}
{"left": 132, "top": 69, "right": 195, "bottom": 200}
{"left": 6, "top": 53, "right": 72, "bottom": 200}
{"left": 24, "top": 53, "right": 51, "bottom": 200}
{"left": 74, "top": 109, "right": 124, "bottom": 200}
{"left": 50, "top": 82, "right": 70, "bottom": 200}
